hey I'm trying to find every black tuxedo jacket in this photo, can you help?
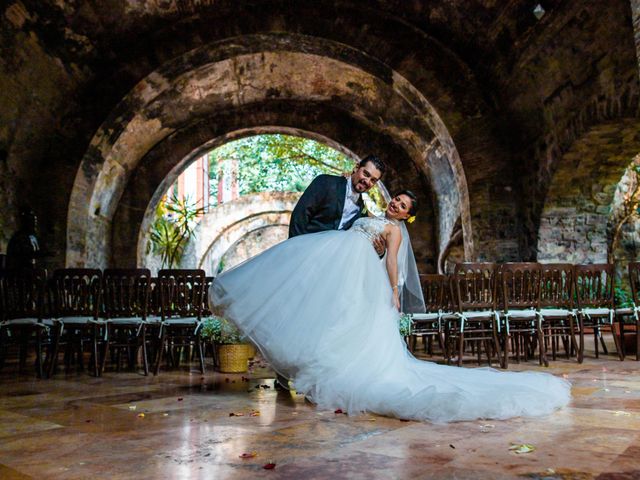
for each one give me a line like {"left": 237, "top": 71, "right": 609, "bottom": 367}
{"left": 288, "top": 174, "right": 365, "bottom": 238}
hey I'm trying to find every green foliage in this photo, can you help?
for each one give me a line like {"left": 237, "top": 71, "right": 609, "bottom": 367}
{"left": 208, "top": 134, "right": 354, "bottom": 203}
{"left": 200, "top": 316, "right": 245, "bottom": 344}
{"left": 399, "top": 313, "right": 413, "bottom": 337}
{"left": 148, "top": 194, "right": 205, "bottom": 268}
{"left": 615, "top": 284, "right": 634, "bottom": 308}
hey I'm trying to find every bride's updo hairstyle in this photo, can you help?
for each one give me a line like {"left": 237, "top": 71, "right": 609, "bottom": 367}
{"left": 394, "top": 190, "right": 418, "bottom": 217}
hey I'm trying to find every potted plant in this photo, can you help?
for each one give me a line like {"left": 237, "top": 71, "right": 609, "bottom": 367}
{"left": 399, "top": 313, "right": 412, "bottom": 343}
{"left": 201, "top": 316, "right": 251, "bottom": 373}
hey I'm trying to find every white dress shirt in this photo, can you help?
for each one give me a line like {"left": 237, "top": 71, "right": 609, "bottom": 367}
{"left": 338, "top": 177, "right": 361, "bottom": 230}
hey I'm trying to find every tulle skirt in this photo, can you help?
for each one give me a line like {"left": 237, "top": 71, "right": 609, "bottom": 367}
{"left": 210, "top": 230, "right": 571, "bottom": 422}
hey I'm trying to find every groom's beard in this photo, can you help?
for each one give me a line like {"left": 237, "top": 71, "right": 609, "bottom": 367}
{"left": 354, "top": 181, "right": 369, "bottom": 193}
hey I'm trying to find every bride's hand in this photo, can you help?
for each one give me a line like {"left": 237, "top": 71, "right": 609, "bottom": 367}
{"left": 392, "top": 287, "right": 400, "bottom": 311}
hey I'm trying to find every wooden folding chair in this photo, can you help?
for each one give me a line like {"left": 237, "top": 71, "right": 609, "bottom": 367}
{"left": 499, "top": 263, "right": 547, "bottom": 367}
{"left": 616, "top": 262, "right": 640, "bottom": 361}
{"left": 446, "top": 263, "right": 503, "bottom": 367}
{"left": 101, "top": 269, "right": 151, "bottom": 375}
{"left": 575, "top": 264, "right": 623, "bottom": 361}
{"left": 155, "top": 269, "right": 206, "bottom": 375}
{"left": 539, "top": 263, "right": 581, "bottom": 362}
{"left": 48, "top": 269, "right": 103, "bottom": 377}
{"left": 409, "top": 274, "right": 447, "bottom": 357}
{"left": 0, "top": 268, "right": 51, "bottom": 377}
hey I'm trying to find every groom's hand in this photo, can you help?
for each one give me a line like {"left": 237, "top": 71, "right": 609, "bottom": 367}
{"left": 373, "top": 235, "right": 386, "bottom": 256}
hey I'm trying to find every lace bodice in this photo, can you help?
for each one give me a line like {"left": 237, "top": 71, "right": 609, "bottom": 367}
{"left": 351, "top": 216, "right": 396, "bottom": 244}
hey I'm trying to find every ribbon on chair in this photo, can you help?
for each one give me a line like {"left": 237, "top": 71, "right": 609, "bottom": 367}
{"left": 0, "top": 319, "right": 51, "bottom": 334}
{"left": 410, "top": 311, "right": 443, "bottom": 331}
{"left": 580, "top": 308, "right": 614, "bottom": 325}
{"left": 454, "top": 311, "right": 501, "bottom": 334}
{"left": 157, "top": 318, "right": 202, "bottom": 337}
{"left": 503, "top": 310, "right": 541, "bottom": 335}
{"left": 194, "top": 320, "right": 204, "bottom": 336}
{"left": 103, "top": 318, "right": 149, "bottom": 340}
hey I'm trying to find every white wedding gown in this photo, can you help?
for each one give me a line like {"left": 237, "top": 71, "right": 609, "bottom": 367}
{"left": 209, "top": 216, "right": 570, "bottom": 422}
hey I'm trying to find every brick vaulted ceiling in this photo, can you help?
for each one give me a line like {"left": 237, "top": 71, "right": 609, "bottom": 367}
{"left": 1, "top": 0, "right": 638, "bottom": 269}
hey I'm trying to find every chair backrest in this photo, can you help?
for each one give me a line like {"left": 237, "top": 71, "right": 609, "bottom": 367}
{"left": 628, "top": 262, "right": 640, "bottom": 306}
{"left": 158, "top": 269, "right": 206, "bottom": 319}
{"left": 539, "top": 263, "right": 574, "bottom": 309}
{"left": 51, "top": 269, "right": 102, "bottom": 319}
{"left": 419, "top": 274, "right": 447, "bottom": 313}
{"left": 500, "top": 263, "right": 542, "bottom": 311}
{"left": 451, "top": 263, "right": 497, "bottom": 312}
{"left": 201, "top": 276, "right": 215, "bottom": 316}
{"left": 0, "top": 268, "right": 48, "bottom": 320}
{"left": 574, "top": 264, "right": 614, "bottom": 309}
{"left": 102, "top": 269, "right": 151, "bottom": 319}
{"left": 147, "top": 277, "right": 161, "bottom": 317}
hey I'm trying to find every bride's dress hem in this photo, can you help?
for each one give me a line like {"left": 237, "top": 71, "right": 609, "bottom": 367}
{"left": 210, "top": 227, "right": 571, "bottom": 424}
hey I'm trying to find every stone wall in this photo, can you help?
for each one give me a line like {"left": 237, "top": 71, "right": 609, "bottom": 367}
{"left": 220, "top": 226, "right": 289, "bottom": 272}
{"left": 609, "top": 156, "right": 640, "bottom": 288}
{"left": 538, "top": 120, "right": 640, "bottom": 263}
{"left": 1, "top": 0, "right": 639, "bottom": 270}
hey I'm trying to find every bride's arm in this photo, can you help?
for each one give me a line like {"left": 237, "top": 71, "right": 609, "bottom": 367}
{"left": 384, "top": 225, "right": 403, "bottom": 310}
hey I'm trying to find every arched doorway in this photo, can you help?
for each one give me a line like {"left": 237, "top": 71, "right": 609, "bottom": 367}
{"left": 65, "top": 34, "right": 474, "bottom": 272}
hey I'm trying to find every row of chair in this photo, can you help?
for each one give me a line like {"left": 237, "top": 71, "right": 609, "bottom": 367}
{"left": 0, "top": 268, "right": 213, "bottom": 378}
{"left": 3, "top": 262, "right": 639, "bottom": 377}
{"left": 410, "top": 262, "right": 640, "bottom": 368}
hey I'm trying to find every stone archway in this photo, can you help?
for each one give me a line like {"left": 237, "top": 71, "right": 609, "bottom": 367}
{"left": 157, "top": 191, "right": 299, "bottom": 273}
{"left": 218, "top": 224, "right": 290, "bottom": 273}
{"left": 66, "top": 33, "right": 473, "bottom": 270}
{"left": 537, "top": 119, "right": 640, "bottom": 263}
{"left": 198, "top": 215, "right": 290, "bottom": 274}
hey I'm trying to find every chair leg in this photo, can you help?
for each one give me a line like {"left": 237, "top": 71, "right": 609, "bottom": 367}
{"left": 47, "top": 323, "right": 64, "bottom": 378}
{"left": 0, "top": 330, "right": 6, "bottom": 371}
{"left": 636, "top": 318, "right": 640, "bottom": 361}
{"left": 437, "top": 331, "right": 446, "bottom": 359}
{"left": 197, "top": 336, "right": 205, "bottom": 374}
{"left": 561, "top": 335, "right": 570, "bottom": 358}
{"left": 537, "top": 326, "right": 548, "bottom": 367}
{"left": 619, "top": 317, "right": 626, "bottom": 360}
{"left": 578, "top": 315, "right": 585, "bottom": 363}
{"left": 502, "top": 333, "right": 510, "bottom": 369}
{"left": 91, "top": 326, "right": 100, "bottom": 377}
{"left": 154, "top": 328, "right": 165, "bottom": 376}
{"left": 599, "top": 328, "right": 609, "bottom": 355}
{"left": 457, "top": 332, "right": 464, "bottom": 367}
{"left": 211, "top": 341, "right": 219, "bottom": 368}
{"left": 100, "top": 326, "right": 110, "bottom": 375}
{"left": 141, "top": 326, "right": 149, "bottom": 376}
{"left": 34, "top": 329, "right": 44, "bottom": 379}
{"left": 609, "top": 322, "right": 623, "bottom": 361}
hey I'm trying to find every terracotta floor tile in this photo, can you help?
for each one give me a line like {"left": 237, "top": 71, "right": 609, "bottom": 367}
{"left": 1, "top": 348, "right": 639, "bottom": 479}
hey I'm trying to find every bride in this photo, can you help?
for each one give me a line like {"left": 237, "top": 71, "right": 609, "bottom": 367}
{"left": 209, "top": 191, "right": 570, "bottom": 422}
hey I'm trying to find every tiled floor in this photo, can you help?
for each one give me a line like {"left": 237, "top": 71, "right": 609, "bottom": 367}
{"left": 1, "top": 341, "right": 639, "bottom": 479}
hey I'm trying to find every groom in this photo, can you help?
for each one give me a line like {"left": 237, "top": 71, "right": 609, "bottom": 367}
{"left": 275, "top": 155, "right": 387, "bottom": 390}
{"left": 289, "top": 154, "right": 387, "bottom": 242}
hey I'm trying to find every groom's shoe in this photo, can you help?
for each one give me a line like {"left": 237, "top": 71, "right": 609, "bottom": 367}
{"left": 275, "top": 373, "right": 291, "bottom": 391}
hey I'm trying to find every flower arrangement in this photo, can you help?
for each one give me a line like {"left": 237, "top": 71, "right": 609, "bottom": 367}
{"left": 201, "top": 316, "right": 245, "bottom": 345}
{"left": 398, "top": 313, "right": 412, "bottom": 337}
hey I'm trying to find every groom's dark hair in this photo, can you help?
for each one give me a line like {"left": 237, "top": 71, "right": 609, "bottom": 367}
{"left": 358, "top": 155, "right": 387, "bottom": 177}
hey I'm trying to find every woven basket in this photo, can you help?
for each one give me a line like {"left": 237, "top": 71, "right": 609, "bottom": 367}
{"left": 218, "top": 344, "right": 249, "bottom": 373}
{"left": 244, "top": 343, "right": 257, "bottom": 359}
